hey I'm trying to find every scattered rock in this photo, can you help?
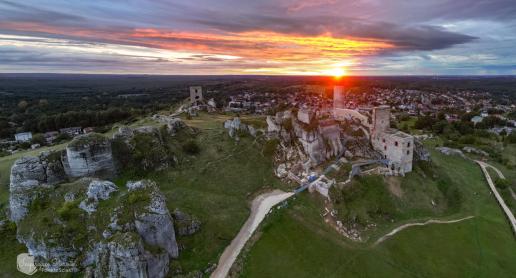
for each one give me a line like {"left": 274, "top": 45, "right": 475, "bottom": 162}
{"left": 79, "top": 180, "right": 118, "bottom": 214}
{"left": 173, "top": 209, "right": 201, "bottom": 236}
{"left": 414, "top": 140, "right": 431, "bottom": 161}
{"left": 436, "top": 147, "right": 466, "bottom": 158}
{"left": 463, "top": 146, "right": 489, "bottom": 157}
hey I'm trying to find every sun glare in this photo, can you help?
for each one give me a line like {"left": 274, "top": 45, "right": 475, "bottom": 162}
{"left": 330, "top": 68, "right": 346, "bottom": 79}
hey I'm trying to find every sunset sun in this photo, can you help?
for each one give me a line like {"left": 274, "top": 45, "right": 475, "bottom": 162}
{"left": 330, "top": 68, "right": 346, "bottom": 78}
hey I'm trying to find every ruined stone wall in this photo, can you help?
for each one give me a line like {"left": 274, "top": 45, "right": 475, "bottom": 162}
{"left": 334, "top": 108, "right": 370, "bottom": 128}
{"left": 372, "top": 131, "right": 413, "bottom": 174}
{"left": 189, "top": 86, "right": 203, "bottom": 103}
{"left": 372, "top": 105, "right": 390, "bottom": 133}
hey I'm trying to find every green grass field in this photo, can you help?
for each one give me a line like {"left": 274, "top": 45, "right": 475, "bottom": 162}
{"left": 239, "top": 147, "right": 516, "bottom": 277}
{"left": 0, "top": 113, "right": 283, "bottom": 276}
{"left": 120, "top": 112, "right": 285, "bottom": 273}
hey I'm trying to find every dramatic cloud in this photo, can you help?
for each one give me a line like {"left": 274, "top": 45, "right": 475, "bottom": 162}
{"left": 0, "top": 0, "right": 514, "bottom": 74}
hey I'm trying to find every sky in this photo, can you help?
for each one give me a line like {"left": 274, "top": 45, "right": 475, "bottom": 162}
{"left": 0, "top": 0, "right": 515, "bottom": 75}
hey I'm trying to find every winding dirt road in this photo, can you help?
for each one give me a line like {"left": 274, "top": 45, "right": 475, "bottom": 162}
{"left": 476, "top": 160, "right": 516, "bottom": 235}
{"left": 211, "top": 190, "right": 294, "bottom": 278}
{"left": 373, "top": 216, "right": 475, "bottom": 247}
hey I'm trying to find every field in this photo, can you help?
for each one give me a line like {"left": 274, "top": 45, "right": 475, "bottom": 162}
{"left": 148, "top": 113, "right": 287, "bottom": 273}
{"left": 0, "top": 112, "right": 285, "bottom": 276}
{"left": 1, "top": 112, "right": 516, "bottom": 277}
{"left": 239, "top": 146, "right": 516, "bottom": 277}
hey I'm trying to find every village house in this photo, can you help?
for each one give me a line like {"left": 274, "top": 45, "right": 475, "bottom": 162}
{"left": 14, "top": 132, "right": 32, "bottom": 142}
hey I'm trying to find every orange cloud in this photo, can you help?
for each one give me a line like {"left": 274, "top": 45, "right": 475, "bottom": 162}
{"left": 0, "top": 21, "right": 395, "bottom": 75}
{"left": 130, "top": 28, "right": 394, "bottom": 61}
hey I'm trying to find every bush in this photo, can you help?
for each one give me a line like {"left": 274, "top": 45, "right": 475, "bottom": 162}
{"left": 506, "top": 133, "right": 516, "bottom": 144}
{"left": 182, "top": 140, "right": 200, "bottom": 155}
{"left": 126, "top": 190, "right": 150, "bottom": 205}
{"left": 458, "top": 135, "right": 476, "bottom": 145}
{"left": 262, "top": 139, "right": 279, "bottom": 157}
{"left": 494, "top": 178, "right": 511, "bottom": 190}
{"left": 30, "top": 134, "right": 46, "bottom": 146}
{"left": 57, "top": 200, "right": 82, "bottom": 221}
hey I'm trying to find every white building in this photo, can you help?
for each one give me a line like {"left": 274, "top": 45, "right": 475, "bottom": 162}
{"left": 15, "top": 132, "right": 32, "bottom": 142}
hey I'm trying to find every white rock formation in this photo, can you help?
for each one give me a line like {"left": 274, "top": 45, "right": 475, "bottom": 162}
{"left": 63, "top": 133, "right": 116, "bottom": 178}
{"left": 9, "top": 153, "right": 66, "bottom": 222}
{"left": 79, "top": 180, "right": 118, "bottom": 214}
{"left": 127, "top": 180, "right": 179, "bottom": 258}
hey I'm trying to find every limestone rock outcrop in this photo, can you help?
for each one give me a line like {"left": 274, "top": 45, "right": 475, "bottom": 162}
{"left": 414, "top": 140, "right": 431, "bottom": 161}
{"left": 14, "top": 178, "right": 180, "bottom": 277}
{"left": 152, "top": 115, "right": 186, "bottom": 135}
{"left": 436, "top": 147, "right": 466, "bottom": 158}
{"left": 128, "top": 180, "right": 179, "bottom": 258}
{"left": 79, "top": 180, "right": 118, "bottom": 214}
{"left": 173, "top": 209, "right": 201, "bottom": 236}
{"left": 62, "top": 133, "right": 116, "bottom": 178}
{"left": 112, "top": 126, "right": 172, "bottom": 172}
{"left": 9, "top": 152, "right": 66, "bottom": 222}
{"left": 86, "top": 233, "right": 169, "bottom": 278}
{"left": 18, "top": 236, "right": 79, "bottom": 273}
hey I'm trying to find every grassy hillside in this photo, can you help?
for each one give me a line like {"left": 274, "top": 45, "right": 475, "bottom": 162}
{"left": 239, "top": 147, "right": 516, "bottom": 277}
{"left": 0, "top": 113, "right": 284, "bottom": 276}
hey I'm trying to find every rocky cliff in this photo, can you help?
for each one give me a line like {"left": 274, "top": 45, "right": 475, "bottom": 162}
{"left": 63, "top": 133, "right": 116, "bottom": 178}
{"left": 15, "top": 178, "right": 184, "bottom": 277}
{"left": 112, "top": 126, "right": 173, "bottom": 172}
{"left": 9, "top": 151, "right": 66, "bottom": 222}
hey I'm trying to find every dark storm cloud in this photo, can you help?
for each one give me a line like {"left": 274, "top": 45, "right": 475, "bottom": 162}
{"left": 0, "top": 0, "right": 85, "bottom": 24}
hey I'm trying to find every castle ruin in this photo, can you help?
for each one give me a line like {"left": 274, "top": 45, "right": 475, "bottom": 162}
{"left": 370, "top": 105, "right": 414, "bottom": 175}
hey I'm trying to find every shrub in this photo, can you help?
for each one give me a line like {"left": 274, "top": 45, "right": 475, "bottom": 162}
{"left": 494, "top": 178, "right": 511, "bottom": 190}
{"left": 182, "top": 140, "right": 200, "bottom": 155}
{"left": 57, "top": 200, "right": 82, "bottom": 221}
{"left": 126, "top": 190, "right": 150, "bottom": 205}
{"left": 262, "top": 139, "right": 279, "bottom": 157}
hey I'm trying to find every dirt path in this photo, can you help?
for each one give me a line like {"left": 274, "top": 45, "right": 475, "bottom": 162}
{"left": 373, "top": 216, "right": 475, "bottom": 246}
{"left": 476, "top": 160, "right": 516, "bottom": 235}
{"left": 211, "top": 190, "right": 294, "bottom": 278}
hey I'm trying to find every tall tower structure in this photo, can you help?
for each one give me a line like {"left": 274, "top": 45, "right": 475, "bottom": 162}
{"left": 333, "top": 86, "right": 345, "bottom": 109}
{"left": 189, "top": 86, "right": 203, "bottom": 104}
{"left": 372, "top": 105, "right": 390, "bottom": 134}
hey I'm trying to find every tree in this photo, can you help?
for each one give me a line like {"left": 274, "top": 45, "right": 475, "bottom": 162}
{"left": 17, "top": 100, "right": 29, "bottom": 111}
{"left": 30, "top": 134, "right": 46, "bottom": 146}
{"left": 494, "top": 178, "right": 511, "bottom": 190}
{"left": 39, "top": 99, "right": 49, "bottom": 107}
{"left": 182, "top": 140, "right": 200, "bottom": 155}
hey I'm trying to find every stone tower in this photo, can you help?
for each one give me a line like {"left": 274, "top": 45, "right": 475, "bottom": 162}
{"left": 333, "top": 86, "right": 345, "bottom": 109}
{"left": 189, "top": 86, "right": 203, "bottom": 104}
{"left": 372, "top": 105, "right": 390, "bottom": 134}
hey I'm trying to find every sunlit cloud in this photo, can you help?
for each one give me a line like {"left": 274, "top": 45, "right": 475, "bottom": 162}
{"left": 0, "top": 0, "right": 514, "bottom": 74}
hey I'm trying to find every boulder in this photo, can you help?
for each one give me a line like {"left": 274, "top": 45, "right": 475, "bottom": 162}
{"left": 86, "top": 180, "right": 118, "bottom": 201}
{"left": 79, "top": 180, "right": 118, "bottom": 214}
{"left": 151, "top": 115, "right": 186, "bottom": 135}
{"left": 414, "top": 140, "right": 431, "bottom": 161}
{"left": 436, "top": 147, "right": 466, "bottom": 158}
{"left": 173, "top": 209, "right": 201, "bottom": 236}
